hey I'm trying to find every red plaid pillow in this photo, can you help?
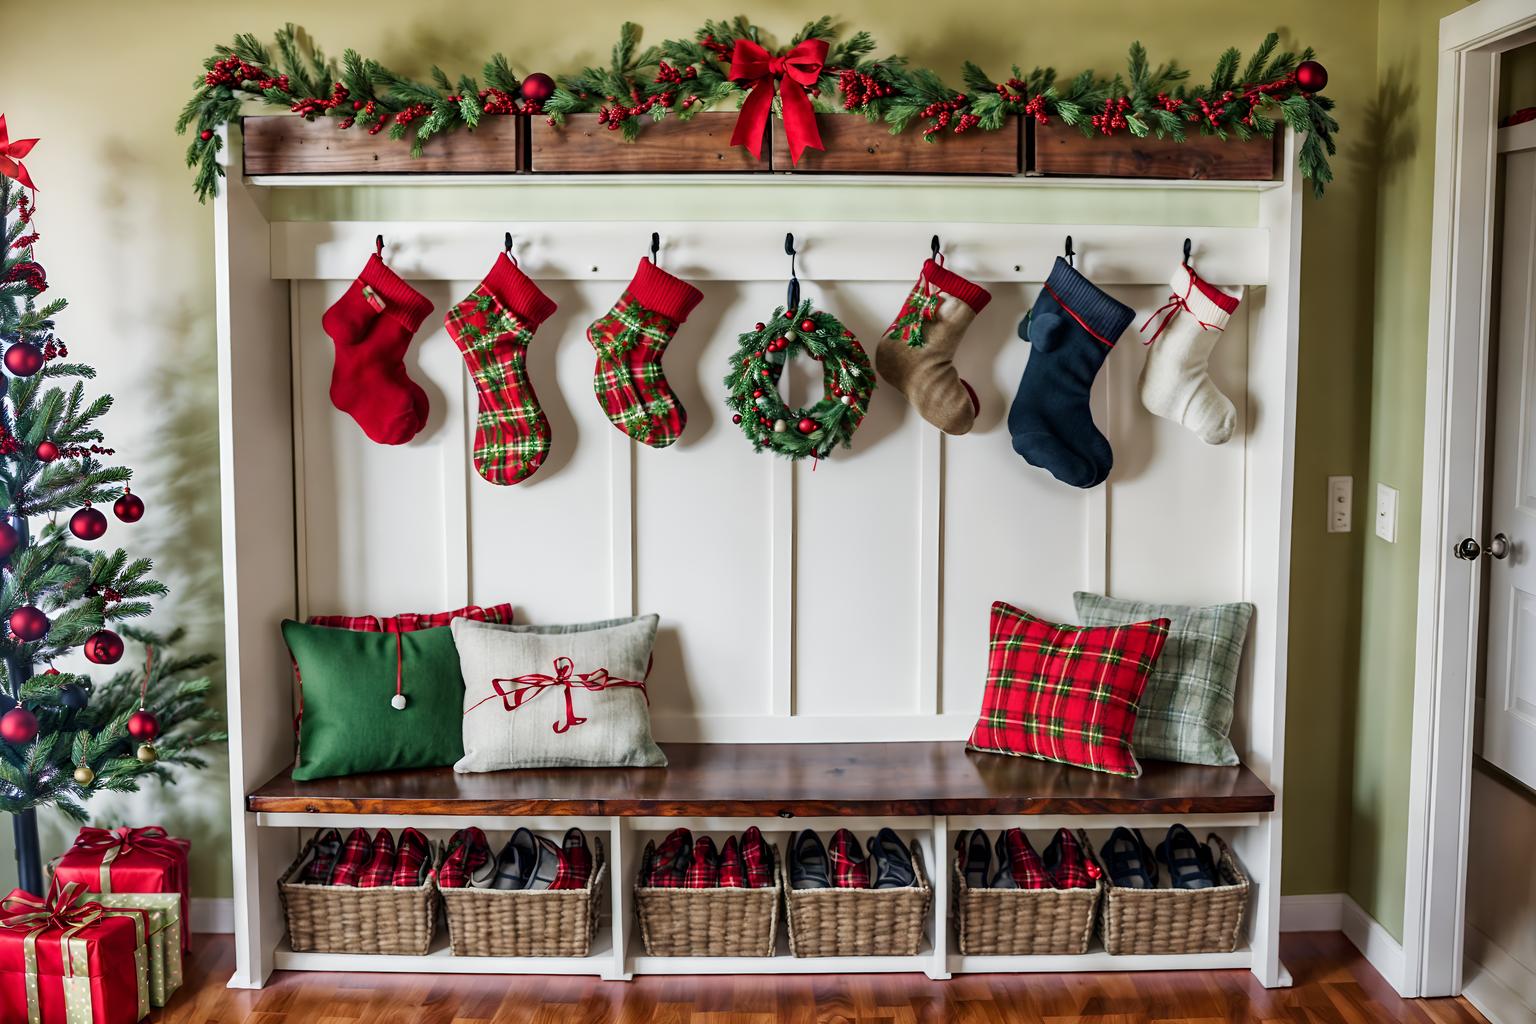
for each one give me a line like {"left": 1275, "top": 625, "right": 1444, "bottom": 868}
{"left": 967, "top": 602, "right": 1169, "bottom": 778}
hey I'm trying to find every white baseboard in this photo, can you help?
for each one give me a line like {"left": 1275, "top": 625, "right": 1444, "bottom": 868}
{"left": 1464, "top": 925, "right": 1536, "bottom": 1024}
{"left": 191, "top": 897, "right": 234, "bottom": 934}
{"left": 1279, "top": 893, "right": 1346, "bottom": 932}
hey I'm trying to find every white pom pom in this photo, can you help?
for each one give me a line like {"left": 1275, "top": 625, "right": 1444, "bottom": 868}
{"left": 773, "top": 419, "right": 787, "bottom": 433}
{"left": 850, "top": 368, "right": 861, "bottom": 377}
{"left": 391, "top": 693, "right": 407, "bottom": 711}
{"left": 841, "top": 395, "right": 853, "bottom": 405}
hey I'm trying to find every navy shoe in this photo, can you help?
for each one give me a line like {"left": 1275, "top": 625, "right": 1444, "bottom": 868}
{"left": 867, "top": 828, "right": 916, "bottom": 890}
{"left": 1100, "top": 827, "right": 1158, "bottom": 889}
{"left": 493, "top": 828, "right": 561, "bottom": 891}
{"left": 1157, "top": 825, "right": 1218, "bottom": 890}
{"left": 989, "top": 831, "right": 1018, "bottom": 889}
{"left": 958, "top": 829, "right": 991, "bottom": 889}
{"left": 789, "top": 829, "right": 831, "bottom": 890}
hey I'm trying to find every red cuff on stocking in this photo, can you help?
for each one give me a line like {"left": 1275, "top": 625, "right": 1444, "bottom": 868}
{"left": 482, "top": 253, "right": 558, "bottom": 328}
{"left": 357, "top": 254, "right": 435, "bottom": 331}
{"left": 922, "top": 259, "right": 992, "bottom": 314}
{"left": 627, "top": 258, "right": 704, "bottom": 324}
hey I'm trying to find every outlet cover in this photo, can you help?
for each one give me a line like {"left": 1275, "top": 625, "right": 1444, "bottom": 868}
{"left": 1327, "top": 476, "right": 1352, "bottom": 533}
{"left": 1376, "top": 483, "right": 1399, "bottom": 542}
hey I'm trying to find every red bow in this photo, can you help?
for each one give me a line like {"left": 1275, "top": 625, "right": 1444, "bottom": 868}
{"left": 728, "top": 38, "right": 828, "bottom": 165}
{"left": 1140, "top": 278, "right": 1224, "bottom": 346}
{"left": 0, "top": 883, "right": 102, "bottom": 935}
{"left": 0, "top": 116, "right": 38, "bottom": 192}
{"left": 468, "top": 656, "right": 648, "bottom": 734}
{"left": 70, "top": 825, "right": 183, "bottom": 862}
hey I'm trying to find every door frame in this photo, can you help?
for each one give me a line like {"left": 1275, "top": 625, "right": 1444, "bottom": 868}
{"left": 1408, "top": 0, "right": 1536, "bottom": 1000}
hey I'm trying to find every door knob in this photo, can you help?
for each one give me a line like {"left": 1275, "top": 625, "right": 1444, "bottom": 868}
{"left": 1455, "top": 533, "right": 1510, "bottom": 560}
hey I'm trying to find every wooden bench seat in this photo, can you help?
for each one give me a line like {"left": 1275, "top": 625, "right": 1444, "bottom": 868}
{"left": 248, "top": 741, "right": 1275, "bottom": 818}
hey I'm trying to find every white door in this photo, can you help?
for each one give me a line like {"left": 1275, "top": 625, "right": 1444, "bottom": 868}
{"left": 1481, "top": 136, "right": 1536, "bottom": 788}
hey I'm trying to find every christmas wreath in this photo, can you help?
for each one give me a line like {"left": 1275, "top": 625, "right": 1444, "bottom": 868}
{"left": 723, "top": 300, "right": 874, "bottom": 461}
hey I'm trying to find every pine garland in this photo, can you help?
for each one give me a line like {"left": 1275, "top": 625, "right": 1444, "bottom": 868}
{"left": 179, "top": 23, "right": 1339, "bottom": 199}
{"left": 0, "top": 176, "right": 224, "bottom": 817}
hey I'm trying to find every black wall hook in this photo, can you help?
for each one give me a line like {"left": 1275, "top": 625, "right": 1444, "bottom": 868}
{"left": 785, "top": 233, "right": 801, "bottom": 310}
{"left": 1064, "top": 235, "right": 1075, "bottom": 267}
{"left": 650, "top": 231, "right": 661, "bottom": 265}
{"left": 504, "top": 232, "right": 514, "bottom": 255}
{"left": 375, "top": 234, "right": 385, "bottom": 257}
{"left": 1182, "top": 237, "right": 1193, "bottom": 268}
{"left": 931, "top": 234, "right": 942, "bottom": 260}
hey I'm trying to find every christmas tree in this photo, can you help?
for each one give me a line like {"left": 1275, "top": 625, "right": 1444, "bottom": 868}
{"left": 0, "top": 119, "right": 224, "bottom": 893}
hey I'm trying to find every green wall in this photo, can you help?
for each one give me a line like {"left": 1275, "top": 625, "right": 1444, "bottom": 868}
{"left": 0, "top": 0, "right": 1449, "bottom": 928}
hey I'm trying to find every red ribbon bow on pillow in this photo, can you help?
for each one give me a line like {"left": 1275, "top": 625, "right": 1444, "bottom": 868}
{"left": 728, "top": 38, "right": 828, "bottom": 165}
{"left": 70, "top": 825, "right": 183, "bottom": 862}
{"left": 0, "top": 116, "right": 39, "bottom": 192}
{"left": 468, "top": 656, "right": 648, "bottom": 734}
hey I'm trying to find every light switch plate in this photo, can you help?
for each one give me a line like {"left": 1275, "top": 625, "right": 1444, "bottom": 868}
{"left": 1327, "top": 476, "right": 1352, "bottom": 533}
{"left": 1376, "top": 483, "right": 1398, "bottom": 542}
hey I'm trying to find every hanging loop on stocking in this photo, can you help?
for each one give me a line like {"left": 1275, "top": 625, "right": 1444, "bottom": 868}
{"left": 784, "top": 233, "right": 800, "bottom": 310}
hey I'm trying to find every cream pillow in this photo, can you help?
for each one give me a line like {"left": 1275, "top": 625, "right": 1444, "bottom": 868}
{"left": 453, "top": 614, "right": 666, "bottom": 771}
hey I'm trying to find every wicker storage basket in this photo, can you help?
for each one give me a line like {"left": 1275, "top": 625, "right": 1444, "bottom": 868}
{"left": 441, "top": 838, "right": 607, "bottom": 957}
{"left": 951, "top": 829, "right": 1103, "bottom": 956}
{"left": 1100, "top": 832, "right": 1250, "bottom": 955}
{"left": 278, "top": 834, "right": 439, "bottom": 955}
{"left": 634, "top": 854, "right": 782, "bottom": 957}
{"left": 785, "top": 839, "right": 931, "bottom": 958}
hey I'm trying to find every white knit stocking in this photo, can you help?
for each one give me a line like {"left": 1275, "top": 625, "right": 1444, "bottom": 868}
{"left": 1138, "top": 264, "right": 1243, "bottom": 445}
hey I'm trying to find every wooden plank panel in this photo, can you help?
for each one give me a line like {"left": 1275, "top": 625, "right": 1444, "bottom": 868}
{"left": 773, "top": 117, "right": 1019, "bottom": 175}
{"left": 529, "top": 113, "right": 767, "bottom": 173}
{"left": 1032, "top": 122, "right": 1278, "bottom": 181}
{"left": 247, "top": 741, "right": 1275, "bottom": 817}
{"left": 242, "top": 116, "right": 523, "bottom": 175}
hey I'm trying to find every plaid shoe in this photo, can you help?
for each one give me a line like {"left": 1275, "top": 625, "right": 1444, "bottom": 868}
{"left": 741, "top": 826, "right": 774, "bottom": 889}
{"left": 438, "top": 827, "right": 495, "bottom": 889}
{"left": 643, "top": 827, "right": 693, "bottom": 888}
{"left": 1042, "top": 828, "right": 1101, "bottom": 889}
{"left": 549, "top": 828, "right": 593, "bottom": 891}
{"left": 357, "top": 829, "right": 397, "bottom": 889}
{"left": 683, "top": 835, "right": 719, "bottom": 889}
{"left": 329, "top": 827, "right": 374, "bottom": 887}
{"left": 718, "top": 835, "right": 746, "bottom": 888}
{"left": 299, "top": 829, "right": 343, "bottom": 885}
{"left": 829, "top": 829, "right": 871, "bottom": 889}
{"left": 1000, "top": 828, "right": 1052, "bottom": 890}
{"left": 391, "top": 828, "right": 431, "bottom": 887}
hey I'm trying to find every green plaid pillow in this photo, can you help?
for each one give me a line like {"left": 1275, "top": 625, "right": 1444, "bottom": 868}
{"left": 1073, "top": 592, "right": 1253, "bottom": 767}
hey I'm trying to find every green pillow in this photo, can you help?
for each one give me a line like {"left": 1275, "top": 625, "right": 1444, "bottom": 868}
{"left": 283, "top": 620, "right": 466, "bottom": 781}
{"left": 1072, "top": 592, "right": 1253, "bottom": 767}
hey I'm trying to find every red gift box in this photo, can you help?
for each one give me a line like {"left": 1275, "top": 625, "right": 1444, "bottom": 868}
{"left": 0, "top": 884, "right": 150, "bottom": 1024}
{"left": 54, "top": 827, "right": 191, "bottom": 952}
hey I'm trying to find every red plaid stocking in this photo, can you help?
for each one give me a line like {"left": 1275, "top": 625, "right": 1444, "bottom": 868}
{"left": 358, "top": 829, "right": 397, "bottom": 888}
{"left": 321, "top": 253, "right": 435, "bottom": 446}
{"left": 587, "top": 259, "right": 703, "bottom": 449}
{"left": 829, "top": 829, "right": 871, "bottom": 889}
{"left": 445, "top": 254, "right": 559, "bottom": 485}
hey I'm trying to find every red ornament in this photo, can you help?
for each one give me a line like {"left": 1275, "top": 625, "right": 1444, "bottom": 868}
{"left": 799, "top": 319, "right": 816, "bottom": 333}
{"left": 8, "top": 605, "right": 47, "bottom": 642}
{"left": 0, "top": 521, "right": 17, "bottom": 560}
{"left": 754, "top": 322, "right": 766, "bottom": 331}
{"left": 35, "top": 440, "right": 58, "bottom": 461}
{"left": 113, "top": 489, "right": 145, "bottom": 524}
{"left": 798, "top": 417, "right": 816, "bottom": 434}
{"left": 732, "top": 414, "right": 743, "bottom": 424}
{"left": 1295, "top": 60, "right": 1328, "bottom": 93}
{"left": 69, "top": 505, "right": 108, "bottom": 541}
{"left": 519, "top": 72, "right": 556, "bottom": 104}
{"left": 199, "top": 129, "right": 213, "bottom": 141}
{"left": 127, "top": 708, "right": 161, "bottom": 742}
{"left": 83, "top": 629, "right": 123, "bottom": 665}
{"left": 0, "top": 707, "right": 37, "bottom": 745}
{"left": 4, "top": 341, "right": 43, "bottom": 377}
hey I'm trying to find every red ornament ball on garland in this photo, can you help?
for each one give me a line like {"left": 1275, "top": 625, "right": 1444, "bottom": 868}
{"left": 0, "top": 521, "right": 18, "bottom": 560}
{"left": 69, "top": 505, "right": 108, "bottom": 541}
{"left": 799, "top": 319, "right": 817, "bottom": 333}
{"left": 8, "top": 606, "right": 48, "bottom": 642}
{"left": 0, "top": 707, "right": 37, "bottom": 745}
{"left": 798, "top": 418, "right": 817, "bottom": 434}
{"left": 35, "top": 441, "right": 58, "bottom": 462}
{"left": 113, "top": 489, "right": 145, "bottom": 524}
{"left": 1295, "top": 60, "right": 1328, "bottom": 93}
{"left": 127, "top": 708, "right": 160, "bottom": 742}
{"left": 732, "top": 414, "right": 742, "bottom": 424}
{"left": 83, "top": 629, "right": 124, "bottom": 665}
{"left": 199, "top": 129, "right": 213, "bottom": 141}
{"left": 519, "top": 72, "right": 556, "bottom": 104}
{"left": 4, "top": 341, "right": 43, "bottom": 377}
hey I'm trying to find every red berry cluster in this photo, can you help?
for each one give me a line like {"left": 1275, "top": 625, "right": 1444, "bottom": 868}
{"left": 992, "top": 80, "right": 1049, "bottom": 123}
{"left": 0, "top": 429, "right": 20, "bottom": 457}
{"left": 3, "top": 261, "right": 46, "bottom": 293}
{"left": 699, "top": 35, "right": 733, "bottom": 62}
{"left": 476, "top": 87, "right": 543, "bottom": 116}
{"left": 85, "top": 585, "right": 123, "bottom": 604}
{"left": 16, "top": 195, "right": 32, "bottom": 226}
{"left": 1091, "top": 96, "right": 1131, "bottom": 134}
{"left": 8, "top": 233, "right": 37, "bottom": 252}
{"left": 41, "top": 338, "right": 67, "bottom": 361}
{"left": 919, "top": 95, "right": 979, "bottom": 136}
{"left": 596, "top": 87, "right": 676, "bottom": 131}
{"left": 391, "top": 103, "right": 433, "bottom": 129}
{"left": 290, "top": 81, "right": 351, "bottom": 119}
{"left": 56, "top": 443, "right": 115, "bottom": 459}
{"left": 839, "top": 69, "right": 894, "bottom": 110}
{"left": 204, "top": 56, "right": 290, "bottom": 93}
{"left": 654, "top": 61, "right": 699, "bottom": 85}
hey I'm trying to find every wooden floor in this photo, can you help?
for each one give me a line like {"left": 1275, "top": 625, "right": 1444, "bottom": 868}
{"left": 154, "top": 933, "right": 1486, "bottom": 1023}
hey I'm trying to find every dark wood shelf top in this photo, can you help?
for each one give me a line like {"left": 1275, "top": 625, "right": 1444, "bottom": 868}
{"left": 247, "top": 742, "right": 1275, "bottom": 818}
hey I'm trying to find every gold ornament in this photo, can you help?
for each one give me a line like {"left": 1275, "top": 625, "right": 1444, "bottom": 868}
{"left": 73, "top": 764, "right": 95, "bottom": 786}
{"left": 135, "top": 743, "right": 157, "bottom": 764}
